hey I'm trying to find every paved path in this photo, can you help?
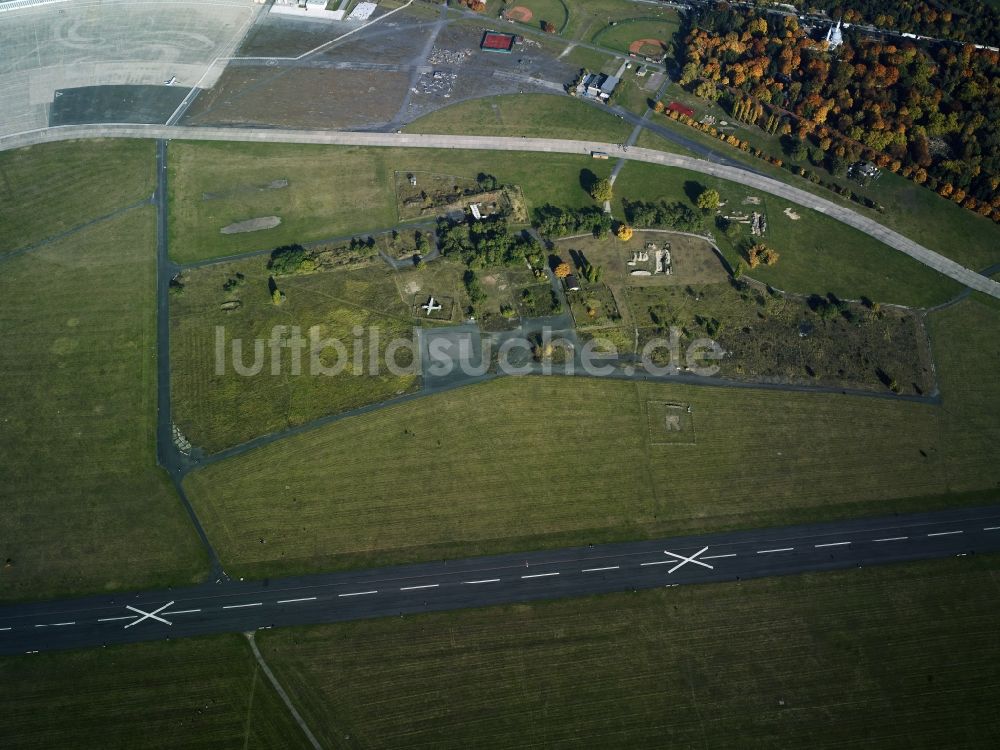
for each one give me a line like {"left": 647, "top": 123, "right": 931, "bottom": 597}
{"left": 154, "top": 139, "right": 225, "bottom": 577}
{"left": 3, "top": 124, "right": 995, "bottom": 298}
{"left": 2, "top": 505, "right": 998, "bottom": 655}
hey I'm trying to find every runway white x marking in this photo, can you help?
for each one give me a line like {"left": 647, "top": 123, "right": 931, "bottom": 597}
{"left": 662, "top": 546, "right": 714, "bottom": 574}
{"left": 123, "top": 601, "right": 175, "bottom": 629}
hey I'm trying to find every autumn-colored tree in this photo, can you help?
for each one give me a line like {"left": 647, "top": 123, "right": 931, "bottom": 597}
{"left": 616, "top": 224, "right": 633, "bottom": 240}
{"left": 554, "top": 262, "right": 571, "bottom": 279}
{"left": 543, "top": 21, "right": 556, "bottom": 34}
{"left": 696, "top": 188, "right": 721, "bottom": 211}
{"left": 590, "top": 178, "right": 613, "bottom": 202}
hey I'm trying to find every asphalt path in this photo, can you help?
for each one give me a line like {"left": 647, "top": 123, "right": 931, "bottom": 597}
{"left": 2, "top": 505, "right": 998, "bottom": 656}
{"left": 1, "top": 125, "right": 996, "bottom": 298}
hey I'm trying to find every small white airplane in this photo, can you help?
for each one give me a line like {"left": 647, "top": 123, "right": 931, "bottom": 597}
{"left": 164, "top": 76, "right": 178, "bottom": 86}
{"left": 421, "top": 297, "right": 442, "bottom": 316}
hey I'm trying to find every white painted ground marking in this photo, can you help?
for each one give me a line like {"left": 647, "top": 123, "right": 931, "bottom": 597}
{"left": 984, "top": 526, "right": 1000, "bottom": 531}
{"left": 164, "top": 609, "right": 201, "bottom": 615}
{"left": 582, "top": 566, "right": 620, "bottom": 572}
{"left": 927, "top": 530, "right": 963, "bottom": 536}
{"left": 662, "top": 546, "right": 714, "bottom": 574}
{"left": 702, "top": 553, "right": 737, "bottom": 560}
{"left": 815, "top": 542, "right": 851, "bottom": 548}
{"left": 98, "top": 615, "right": 138, "bottom": 622}
{"left": 400, "top": 584, "right": 439, "bottom": 591}
{"left": 277, "top": 597, "right": 317, "bottom": 604}
{"left": 124, "top": 601, "right": 174, "bottom": 629}
{"left": 35, "top": 622, "right": 74, "bottom": 628}
{"left": 339, "top": 590, "right": 378, "bottom": 597}
{"left": 0, "top": 627, "right": 12, "bottom": 631}
{"left": 463, "top": 579, "right": 500, "bottom": 584}
{"left": 641, "top": 560, "right": 671, "bottom": 566}
{"left": 756, "top": 547, "right": 794, "bottom": 554}
{"left": 223, "top": 603, "right": 263, "bottom": 609}
{"left": 522, "top": 572, "right": 560, "bottom": 579}
{"left": 873, "top": 536, "right": 908, "bottom": 542}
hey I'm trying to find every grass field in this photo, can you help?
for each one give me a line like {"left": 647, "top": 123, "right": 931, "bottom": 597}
{"left": 404, "top": 93, "right": 632, "bottom": 142}
{"left": 171, "top": 257, "right": 418, "bottom": 454}
{"left": 168, "top": 141, "right": 975, "bottom": 306}
{"left": 0, "top": 635, "right": 310, "bottom": 749}
{"left": 613, "top": 161, "right": 964, "bottom": 307}
{"left": 258, "top": 554, "right": 1000, "bottom": 748}
{"left": 168, "top": 143, "right": 613, "bottom": 263}
{"left": 182, "top": 293, "right": 1000, "bottom": 578}
{"left": 0, "top": 209, "right": 207, "bottom": 602}
{"left": 0, "top": 139, "right": 154, "bottom": 256}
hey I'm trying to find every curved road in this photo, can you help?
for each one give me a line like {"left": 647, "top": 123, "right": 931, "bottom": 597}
{"left": 1, "top": 124, "right": 998, "bottom": 299}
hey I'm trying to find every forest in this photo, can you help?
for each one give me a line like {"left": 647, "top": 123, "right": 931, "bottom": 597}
{"left": 679, "top": 7, "right": 1000, "bottom": 221}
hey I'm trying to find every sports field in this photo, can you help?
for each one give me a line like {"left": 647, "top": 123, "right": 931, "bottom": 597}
{"left": 562, "top": 0, "right": 680, "bottom": 45}
{"left": 258, "top": 554, "right": 1000, "bottom": 748}
{"left": 0, "top": 634, "right": 310, "bottom": 749}
{"left": 168, "top": 143, "right": 613, "bottom": 263}
{"left": 0, "top": 209, "right": 207, "bottom": 602}
{"left": 501, "top": 0, "right": 568, "bottom": 32}
{"left": 0, "top": 139, "right": 155, "bottom": 256}
{"left": 593, "top": 18, "right": 680, "bottom": 54}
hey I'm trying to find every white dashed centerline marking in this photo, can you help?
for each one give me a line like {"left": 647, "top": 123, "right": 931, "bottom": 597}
{"left": 702, "top": 553, "right": 737, "bottom": 560}
{"left": 815, "top": 542, "right": 851, "bottom": 548}
{"left": 164, "top": 609, "right": 201, "bottom": 615}
{"left": 522, "top": 572, "right": 559, "bottom": 579}
{"left": 927, "top": 530, "right": 963, "bottom": 537}
{"left": 400, "top": 584, "right": 439, "bottom": 591}
{"left": 582, "top": 566, "right": 619, "bottom": 572}
{"left": 339, "top": 590, "right": 378, "bottom": 597}
{"left": 0, "top": 627, "right": 11, "bottom": 632}
{"left": 222, "top": 603, "right": 262, "bottom": 609}
{"left": 984, "top": 526, "right": 1000, "bottom": 531}
{"left": 35, "top": 622, "right": 75, "bottom": 628}
{"left": 640, "top": 560, "right": 670, "bottom": 566}
{"left": 873, "top": 536, "right": 907, "bottom": 542}
{"left": 757, "top": 548, "right": 794, "bottom": 554}
{"left": 463, "top": 579, "right": 500, "bottom": 584}
{"left": 277, "top": 597, "right": 316, "bottom": 604}
{"left": 98, "top": 616, "right": 137, "bottom": 622}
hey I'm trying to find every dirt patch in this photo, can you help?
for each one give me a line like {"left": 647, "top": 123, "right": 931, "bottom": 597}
{"left": 742, "top": 196, "right": 761, "bottom": 205}
{"left": 403, "top": 280, "right": 420, "bottom": 296}
{"left": 183, "top": 67, "right": 409, "bottom": 130}
{"left": 506, "top": 5, "right": 533, "bottom": 22}
{"left": 220, "top": 216, "right": 281, "bottom": 234}
{"left": 783, "top": 207, "right": 801, "bottom": 220}
{"left": 629, "top": 38, "right": 666, "bottom": 57}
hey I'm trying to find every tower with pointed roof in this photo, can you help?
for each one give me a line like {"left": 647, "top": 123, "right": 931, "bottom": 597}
{"left": 825, "top": 19, "right": 844, "bottom": 50}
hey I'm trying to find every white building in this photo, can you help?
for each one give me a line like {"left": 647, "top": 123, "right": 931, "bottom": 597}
{"left": 825, "top": 20, "right": 844, "bottom": 50}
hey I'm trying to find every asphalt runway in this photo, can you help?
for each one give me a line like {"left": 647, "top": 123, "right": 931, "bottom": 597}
{"left": 2, "top": 505, "right": 998, "bottom": 656}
